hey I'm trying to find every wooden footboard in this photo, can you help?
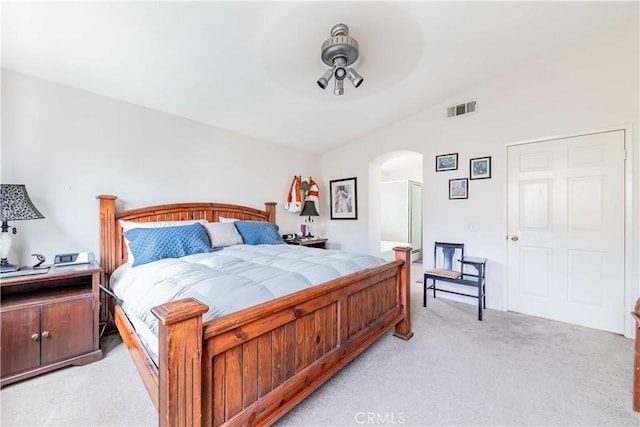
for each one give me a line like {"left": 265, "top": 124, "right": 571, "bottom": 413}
{"left": 152, "top": 247, "right": 412, "bottom": 427}
{"left": 97, "top": 195, "right": 412, "bottom": 427}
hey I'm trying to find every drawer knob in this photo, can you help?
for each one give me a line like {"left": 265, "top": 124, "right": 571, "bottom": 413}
{"left": 30, "top": 333, "right": 40, "bottom": 341}
{"left": 41, "top": 331, "right": 50, "bottom": 339}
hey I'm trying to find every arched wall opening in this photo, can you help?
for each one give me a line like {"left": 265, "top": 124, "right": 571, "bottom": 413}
{"left": 368, "top": 150, "right": 423, "bottom": 262}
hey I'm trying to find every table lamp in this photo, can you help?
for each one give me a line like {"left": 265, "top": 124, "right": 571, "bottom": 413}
{"left": 0, "top": 184, "right": 45, "bottom": 273}
{"left": 299, "top": 200, "right": 319, "bottom": 238}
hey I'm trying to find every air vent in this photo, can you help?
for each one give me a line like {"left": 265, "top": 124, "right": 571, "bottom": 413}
{"left": 447, "top": 100, "right": 477, "bottom": 118}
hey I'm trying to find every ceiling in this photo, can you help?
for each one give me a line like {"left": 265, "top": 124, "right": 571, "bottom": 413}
{"left": 2, "top": 1, "right": 635, "bottom": 154}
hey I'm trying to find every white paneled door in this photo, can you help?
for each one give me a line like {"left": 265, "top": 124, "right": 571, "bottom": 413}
{"left": 507, "top": 130, "right": 626, "bottom": 333}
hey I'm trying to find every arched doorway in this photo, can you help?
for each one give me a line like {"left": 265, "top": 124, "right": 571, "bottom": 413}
{"left": 369, "top": 151, "right": 423, "bottom": 262}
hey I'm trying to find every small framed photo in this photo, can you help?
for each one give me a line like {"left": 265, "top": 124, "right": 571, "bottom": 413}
{"left": 330, "top": 177, "right": 358, "bottom": 220}
{"left": 470, "top": 156, "right": 491, "bottom": 180}
{"left": 449, "top": 178, "right": 468, "bottom": 200}
{"left": 436, "top": 153, "right": 458, "bottom": 172}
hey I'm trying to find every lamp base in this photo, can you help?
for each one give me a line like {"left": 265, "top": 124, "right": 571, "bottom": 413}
{"left": 0, "top": 229, "right": 17, "bottom": 273}
{"left": 0, "top": 262, "right": 19, "bottom": 273}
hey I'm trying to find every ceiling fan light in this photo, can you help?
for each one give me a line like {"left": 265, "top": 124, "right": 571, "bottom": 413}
{"left": 333, "top": 56, "right": 347, "bottom": 81}
{"left": 317, "top": 69, "right": 333, "bottom": 89}
{"left": 347, "top": 68, "right": 363, "bottom": 88}
{"left": 334, "top": 78, "right": 344, "bottom": 96}
{"left": 317, "top": 24, "right": 361, "bottom": 96}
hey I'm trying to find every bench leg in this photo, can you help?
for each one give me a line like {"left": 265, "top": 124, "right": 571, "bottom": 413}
{"left": 483, "top": 282, "right": 487, "bottom": 309}
{"left": 423, "top": 275, "right": 427, "bottom": 307}
{"left": 477, "top": 278, "right": 483, "bottom": 321}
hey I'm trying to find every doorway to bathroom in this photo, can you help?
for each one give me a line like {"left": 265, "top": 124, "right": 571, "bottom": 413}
{"left": 379, "top": 152, "right": 423, "bottom": 263}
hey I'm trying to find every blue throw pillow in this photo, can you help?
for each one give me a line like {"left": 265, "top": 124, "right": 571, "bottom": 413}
{"left": 124, "top": 223, "right": 214, "bottom": 267}
{"left": 233, "top": 221, "right": 285, "bottom": 245}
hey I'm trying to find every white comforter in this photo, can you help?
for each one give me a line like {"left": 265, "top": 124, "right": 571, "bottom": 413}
{"left": 111, "top": 244, "right": 385, "bottom": 339}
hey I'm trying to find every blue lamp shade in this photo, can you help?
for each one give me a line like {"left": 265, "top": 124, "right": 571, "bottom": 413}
{"left": 0, "top": 184, "right": 45, "bottom": 273}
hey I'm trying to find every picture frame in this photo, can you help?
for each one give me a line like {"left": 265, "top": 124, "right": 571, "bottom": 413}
{"left": 436, "top": 153, "right": 458, "bottom": 172}
{"left": 330, "top": 177, "right": 358, "bottom": 220}
{"left": 470, "top": 156, "right": 491, "bottom": 180}
{"left": 449, "top": 178, "right": 468, "bottom": 200}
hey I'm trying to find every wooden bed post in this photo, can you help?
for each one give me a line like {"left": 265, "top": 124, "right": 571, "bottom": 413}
{"left": 151, "top": 298, "right": 209, "bottom": 427}
{"left": 264, "top": 202, "right": 277, "bottom": 224}
{"left": 633, "top": 298, "right": 640, "bottom": 411}
{"left": 97, "top": 195, "right": 117, "bottom": 324}
{"left": 393, "top": 247, "right": 414, "bottom": 340}
{"left": 97, "top": 195, "right": 118, "bottom": 277}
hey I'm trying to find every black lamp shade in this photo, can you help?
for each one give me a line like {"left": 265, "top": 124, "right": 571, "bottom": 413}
{"left": 299, "top": 201, "right": 319, "bottom": 217}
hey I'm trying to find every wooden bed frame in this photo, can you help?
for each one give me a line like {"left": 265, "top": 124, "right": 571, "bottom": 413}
{"left": 97, "top": 195, "right": 413, "bottom": 426}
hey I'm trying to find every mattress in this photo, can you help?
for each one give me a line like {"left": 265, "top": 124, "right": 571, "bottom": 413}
{"left": 110, "top": 244, "right": 385, "bottom": 363}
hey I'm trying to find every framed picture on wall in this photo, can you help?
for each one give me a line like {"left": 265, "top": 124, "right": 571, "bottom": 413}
{"left": 330, "top": 177, "right": 358, "bottom": 220}
{"left": 470, "top": 156, "right": 491, "bottom": 180}
{"left": 449, "top": 178, "right": 468, "bottom": 200}
{"left": 436, "top": 153, "right": 458, "bottom": 172}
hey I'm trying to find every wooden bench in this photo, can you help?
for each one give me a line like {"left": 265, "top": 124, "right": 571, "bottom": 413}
{"left": 423, "top": 242, "right": 487, "bottom": 321}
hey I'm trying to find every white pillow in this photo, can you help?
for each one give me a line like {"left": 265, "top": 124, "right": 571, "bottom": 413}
{"left": 219, "top": 216, "right": 238, "bottom": 223}
{"left": 202, "top": 222, "right": 243, "bottom": 248}
{"left": 119, "top": 219, "right": 208, "bottom": 263}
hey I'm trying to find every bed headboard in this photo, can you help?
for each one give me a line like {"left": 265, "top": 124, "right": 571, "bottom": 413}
{"left": 97, "top": 195, "right": 277, "bottom": 278}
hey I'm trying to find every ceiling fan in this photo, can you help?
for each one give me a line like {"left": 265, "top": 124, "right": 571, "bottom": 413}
{"left": 316, "top": 24, "right": 364, "bottom": 96}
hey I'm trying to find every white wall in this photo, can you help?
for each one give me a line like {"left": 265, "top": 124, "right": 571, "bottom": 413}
{"left": 321, "top": 19, "right": 639, "bottom": 313}
{"left": 1, "top": 70, "right": 321, "bottom": 266}
{"left": 380, "top": 181, "right": 409, "bottom": 242}
{"left": 381, "top": 167, "right": 422, "bottom": 183}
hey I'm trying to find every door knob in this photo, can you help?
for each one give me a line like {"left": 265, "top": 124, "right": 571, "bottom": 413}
{"left": 41, "top": 331, "right": 50, "bottom": 339}
{"left": 30, "top": 333, "right": 39, "bottom": 341}
{"left": 510, "top": 235, "right": 519, "bottom": 241}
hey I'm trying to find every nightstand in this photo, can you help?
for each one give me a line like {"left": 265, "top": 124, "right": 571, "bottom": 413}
{"left": 286, "top": 238, "right": 328, "bottom": 249}
{"left": 0, "top": 262, "right": 103, "bottom": 387}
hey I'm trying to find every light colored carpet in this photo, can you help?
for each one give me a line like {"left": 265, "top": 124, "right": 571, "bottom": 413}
{"left": 2, "top": 264, "right": 639, "bottom": 426}
{"left": 0, "top": 334, "right": 157, "bottom": 426}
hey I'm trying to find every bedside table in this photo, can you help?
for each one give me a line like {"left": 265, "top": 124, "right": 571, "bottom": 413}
{"left": 286, "top": 238, "right": 328, "bottom": 249}
{"left": 0, "top": 262, "right": 103, "bottom": 387}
